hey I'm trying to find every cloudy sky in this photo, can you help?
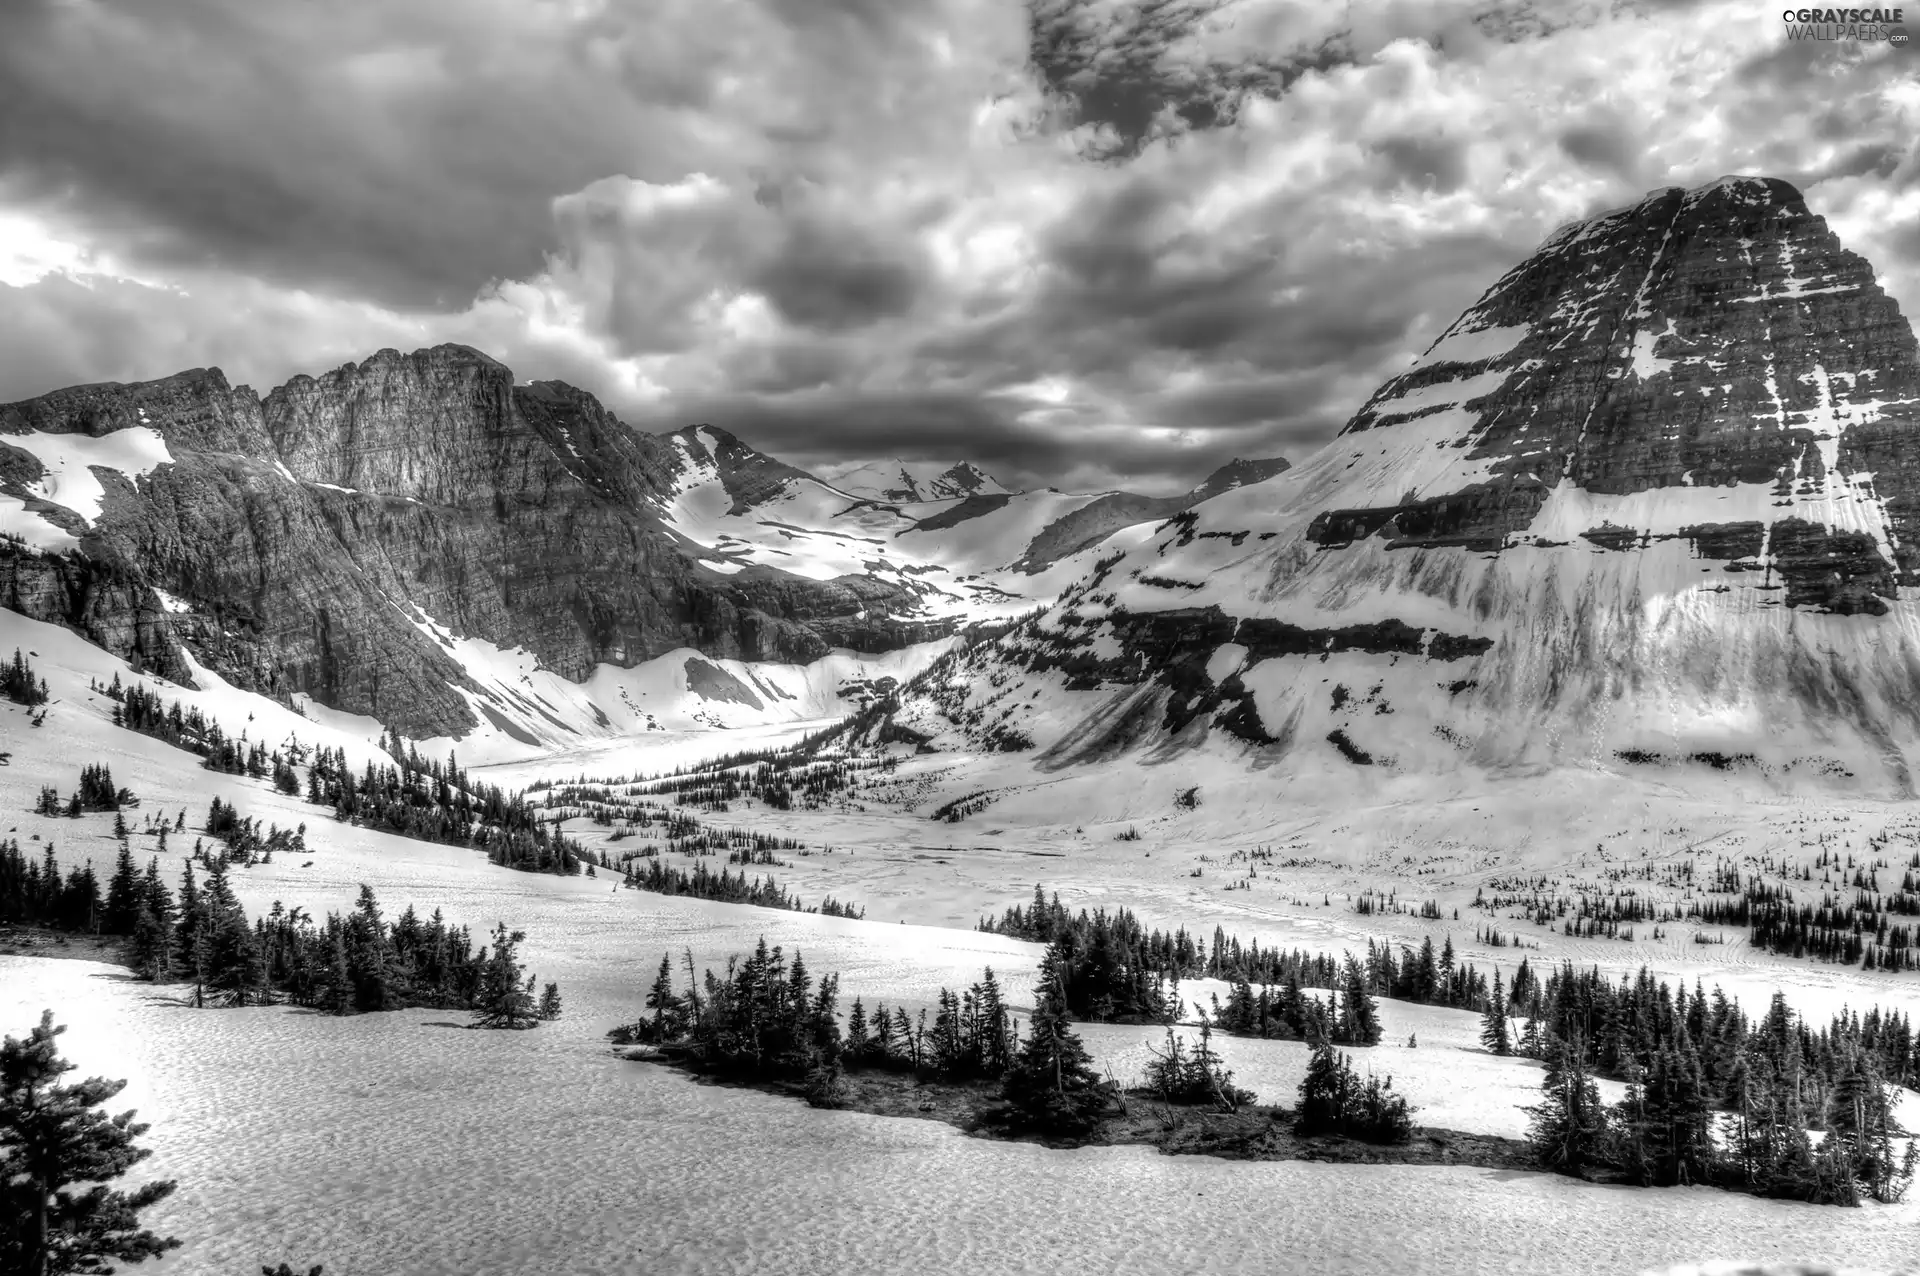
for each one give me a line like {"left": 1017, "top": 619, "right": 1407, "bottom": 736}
{"left": 1, "top": 0, "right": 1916, "bottom": 493}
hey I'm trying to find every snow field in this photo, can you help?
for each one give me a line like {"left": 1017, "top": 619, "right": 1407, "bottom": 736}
{"left": 4, "top": 610, "right": 1920, "bottom": 1273}
{"left": 0, "top": 425, "right": 175, "bottom": 550}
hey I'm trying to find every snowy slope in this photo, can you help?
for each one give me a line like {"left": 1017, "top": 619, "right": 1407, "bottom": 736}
{"left": 655, "top": 430, "right": 1158, "bottom": 621}
{"left": 379, "top": 596, "right": 958, "bottom": 763}
{"left": 0, "top": 425, "right": 174, "bottom": 550}
{"left": 3, "top": 603, "right": 1919, "bottom": 1275}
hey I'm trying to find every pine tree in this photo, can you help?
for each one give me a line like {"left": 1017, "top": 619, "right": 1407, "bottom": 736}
{"left": 102, "top": 846, "right": 141, "bottom": 937}
{"left": 0, "top": 1010, "right": 182, "bottom": 1276}
{"left": 537, "top": 983, "right": 563, "bottom": 1021}
{"left": 974, "top": 968, "right": 1013, "bottom": 1076}
{"left": 1002, "top": 949, "right": 1107, "bottom": 1135}
{"left": 844, "top": 998, "right": 871, "bottom": 1063}
{"left": 643, "top": 954, "right": 682, "bottom": 1041}
{"left": 126, "top": 907, "right": 171, "bottom": 983}
{"left": 1480, "top": 969, "right": 1511, "bottom": 1056}
{"left": 1295, "top": 1040, "right": 1352, "bottom": 1135}
{"left": 207, "top": 911, "right": 265, "bottom": 1008}
{"left": 1525, "top": 1033, "right": 1607, "bottom": 1176}
{"left": 345, "top": 885, "right": 392, "bottom": 1013}
{"left": 320, "top": 928, "right": 353, "bottom": 1017}
{"left": 1335, "top": 955, "right": 1381, "bottom": 1045}
{"left": 472, "top": 924, "right": 539, "bottom": 1029}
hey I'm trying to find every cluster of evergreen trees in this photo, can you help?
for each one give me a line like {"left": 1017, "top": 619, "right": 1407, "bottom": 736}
{"left": 1142, "top": 1019, "right": 1254, "bottom": 1110}
{"left": 1525, "top": 1026, "right": 1914, "bottom": 1204}
{"left": 627, "top": 940, "right": 1127, "bottom": 1135}
{"left": 99, "top": 672, "right": 584, "bottom": 879}
{"left": 537, "top": 744, "right": 892, "bottom": 831}
{"left": 1694, "top": 876, "right": 1920, "bottom": 970}
{"left": 204, "top": 797, "right": 307, "bottom": 864}
{"left": 33, "top": 763, "right": 131, "bottom": 819}
{"left": 980, "top": 888, "right": 1340, "bottom": 994}
{"left": 1293, "top": 1042, "right": 1413, "bottom": 1143}
{"left": 304, "top": 745, "right": 583, "bottom": 876}
{"left": 1515, "top": 962, "right": 1918, "bottom": 1204}
{"left": 1357, "top": 934, "right": 1496, "bottom": 1011}
{"left": 600, "top": 753, "right": 894, "bottom": 814}
{"left": 619, "top": 858, "right": 865, "bottom": 918}
{"left": 148, "top": 859, "right": 560, "bottom": 1024}
{"left": 1205, "top": 954, "right": 1382, "bottom": 1045}
{"left": 1511, "top": 960, "right": 1918, "bottom": 1095}
{"left": 102, "top": 677, "right": 275, "bottom": 777}
{"left": 2, "top": 820, "right": 559, "bottom": 1027}
{"left": 0, "top": 840, "right": 105, "bottom": 933}
{"left": 1, "top": 648, "right": 48, "bottom": 706}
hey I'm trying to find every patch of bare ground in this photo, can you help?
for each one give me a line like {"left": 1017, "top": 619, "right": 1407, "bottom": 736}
{"left": 616, "top": 1046, "right": 1537, "bottom": 1170}
{"left": 0, "top": 926, "right": 126, "bottom": 964}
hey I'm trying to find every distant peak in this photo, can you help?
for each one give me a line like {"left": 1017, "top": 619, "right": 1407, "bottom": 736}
{"left": 1682, "top": 174, "right": 1803, "bottom": 203}
{"left": 1192, "top": 456, "right": 1291, "bottom": 501}
{"left": 823, "top": 457, "right": 1011, "bottom": 503}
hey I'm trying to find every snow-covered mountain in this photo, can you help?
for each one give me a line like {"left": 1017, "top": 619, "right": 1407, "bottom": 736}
{"left": 0, "top": 349, "right": 1289, "bottom": 758}
{"left": 871, "top": 176, "right": 1920, "bottom": 795}
{"left": 820, "top": 458, "right": 1011, "bottom": 503}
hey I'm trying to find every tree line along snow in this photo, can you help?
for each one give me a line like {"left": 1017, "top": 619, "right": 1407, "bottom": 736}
{"left": 619, "top": 857, "right": 865, "bottom": 918}
{"left": 616, "top": 937, "right": 1330, "bottom": 1140}
{"left": 96, "top": 674, "right": 587, "bottom": 876}
{"left": 97, "top": 674, "right": 883, "bottom": 898}
{"left": 1, "top": 829, "right": 560, "bottom": 1026}
{"left": 1473, "top": 846, "right": 1920, "bottom": 972}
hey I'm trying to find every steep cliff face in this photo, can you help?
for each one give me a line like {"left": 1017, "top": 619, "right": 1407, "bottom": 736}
{"left": 0, "top": 346, "right": 953, "bottom": 738}
{"left": 884, "top": 177, "right": 1920, "bottom": 793}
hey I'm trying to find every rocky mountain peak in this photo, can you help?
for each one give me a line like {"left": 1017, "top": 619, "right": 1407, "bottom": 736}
{"left": 1315, "top": 172, "right": 1919, "bottom": 607}
{"left": 891, "top": 174, "right": 1920, "bottom": 793}
{"left": 1190, "top": 456, "right": 1292, "bottom": 503}
{"left": 667, "top": 423, "right": 820, "bottom": 514}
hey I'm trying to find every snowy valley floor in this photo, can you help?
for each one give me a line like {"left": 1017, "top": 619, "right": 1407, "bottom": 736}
{"left": 4, "top": 611, "right": 1920, "bottom": 1273}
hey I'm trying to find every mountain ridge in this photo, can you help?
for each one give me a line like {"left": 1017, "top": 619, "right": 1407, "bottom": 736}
{"left": 0, "top": 342, "right": 1294, "bottom": 752}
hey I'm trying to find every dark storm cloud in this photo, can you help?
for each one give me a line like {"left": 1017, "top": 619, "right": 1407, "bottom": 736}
{"left": 1368, "top": 134, "right": 1473, "bottom": 194}
{"left": 0, "top": 0, "right": 977, "bottom": 310}
{"left": 0, "top": 1, "right": 645, "bottom": 307}
{"left": 1010, "top": 167, "right": 1517, "bottom": 381}
{"left": 1558, "top": 119, "right": 1642, "bottom": 182}
{"left": 1025, "top": 0, "right": 1352, "bottom": 158}
{"left": 1885, "top": 214, "right": 1920, "bottom": 269}
{"left": 749, "top": 219, "right": 928, "bottom": 331}
{"left": 659, "top": 384, "right": 1282, "bottom": 494}
{"left": 1142, "top": 373, "right": 1342, "bottom": 433}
